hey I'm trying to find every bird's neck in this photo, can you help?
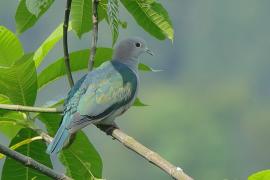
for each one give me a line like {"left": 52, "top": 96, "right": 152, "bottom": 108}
{"left": 113, "top": 57, "right": 139, "bottom": 72}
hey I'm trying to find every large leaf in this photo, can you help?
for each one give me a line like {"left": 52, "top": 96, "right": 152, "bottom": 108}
{"left": 1, "top": 128, "right": 52, "bottom": 180}
{"left": 38, "top": 113, "right": 103, "bottom": 179}
{"left": 15, "top": 0, "right": 54, "bottom": 34}
{"left": 71, "top": 0, "right": 91, "bottom": 38}
{"left": 107, "top": 0, "right": 119, "bottom": 45}
{"left": 248, "top": 170, "right": 270, "bottom": 180}
{"left": 0, "top": 112, "right": 28, "bottom": 139}
{"left": 0, "top": 26, "right": 24, "bottom": 67}
{"left": 71, "top": 0, "right": 107, "bottom": 38}
{"left": 0, "top": 95, "right": 26, "bottom": 139}
{"left": 120, "top": 0, "right": 174, "bottom": 41}
{"left": 34, "top": 23, "right": 71, "bottom": 67}
{"left": 0, "top": 54, "right": 37, "bottom": 106}
{"left": 37, "top": 48, "right": 113, "bottom": 89}
{"left": 60, "top": 131, "right": 103, "bottom": 179}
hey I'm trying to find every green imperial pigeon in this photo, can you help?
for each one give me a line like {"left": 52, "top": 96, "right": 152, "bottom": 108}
{"left": 47, "top": 37, "right": 153, "bottom": 154}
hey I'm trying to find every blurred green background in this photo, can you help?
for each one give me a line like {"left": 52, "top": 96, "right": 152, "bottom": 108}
{"left": 1, "top": 0, "right": 270, "bottom": 179}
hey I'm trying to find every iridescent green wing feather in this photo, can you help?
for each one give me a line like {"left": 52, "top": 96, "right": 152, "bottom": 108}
{"left": 77, "top": 61, "right": 137, "bottom": 119}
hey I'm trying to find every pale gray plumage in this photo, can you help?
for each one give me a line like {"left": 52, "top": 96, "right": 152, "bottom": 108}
{"left": 46, "top": 37, "right": 153, "bottom": 154}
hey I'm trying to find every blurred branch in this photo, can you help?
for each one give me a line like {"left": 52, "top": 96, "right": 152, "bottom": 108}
{"left": 0, "top": 105, "right": 193, "bottom": 180}
{"left": 0, "top": 143, "right": 71, "bottom": 180}
{"left": 88, "top": 0, "right": 99, "bottom": 71}
{"left": 63, "top": 0, "right": 74, "bottom": 87}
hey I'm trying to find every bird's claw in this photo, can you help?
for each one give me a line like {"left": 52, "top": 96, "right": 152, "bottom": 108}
{"left": 96, "top": 123, "right": 119, "bottom": 136}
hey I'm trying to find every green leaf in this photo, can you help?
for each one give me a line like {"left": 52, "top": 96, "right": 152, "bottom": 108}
{"left": 15, "top": 0, "right": 54, "bottom": 34}
{"left": 0, "top": 95, "right": 12, "bottom": 115}
{"left": 0, "top": 54, "right": 37, "bottom": 106}
{"left": 0, "top": 26, "right": 24, "bottom": 67}
{"left": 138, "top": 63, "right": 162, "bottom": 72}
{"left": 249, "top": 170, "right": 270, "bottom": 180}
{"left": 37, "top": 48, "right": 113, "bottom": 90}
{"left": 38, "top": 113, "right": 103, "bottom": 179}
{"left": 0, "top": 94, "right": 10, "bottom": 103}
{"left": 60, "top": 131, "right": 103, "bottom": 179}
{"left": 71, "top": 0, "right": 107, "bottom": 38}
{"left": 2, "top": 128, "right": 52, "bottom": 180}
{"left": 33, "top": 23, "right": 71, "bottom": 67}
{"left": 120, "top": 0, "right": 174, "bottom": 41}
{"left": 107, "top": 0, "right": 119, "bottom": 45}
{"left": 71, "top": 0, "right": 92, "bottom": 38}
{"left": 0, "top": 112, "right": 28, "bottom": 139}
{"left": 133, "top": 98, "right": 148, "bottom": 106}
{"left": 0, "top": 95, "right": 28, "bottom": 139}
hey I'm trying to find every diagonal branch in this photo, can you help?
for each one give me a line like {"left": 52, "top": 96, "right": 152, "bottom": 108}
{"left": 97, "top": 125, "right": 193, "bottom": 180}
{"left": 88, "top": 0, "right": 99, "bottom": 71}
{"left": 0, "top": 143, "right": 71, "bottom": 180}
{"left": 115, "top": 129, "right": 192, "bottom": 180}
{"left": 0, "top": 104, "right": 193, "bottom": 180}
{"left": 63, "top": 0, "right": 74, "bottom": 87}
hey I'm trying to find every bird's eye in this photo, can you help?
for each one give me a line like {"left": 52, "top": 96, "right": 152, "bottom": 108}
{"left": 135, "top": 42, "right": 141, "bottom": 47}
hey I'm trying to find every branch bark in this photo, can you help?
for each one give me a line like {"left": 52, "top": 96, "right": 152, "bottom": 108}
{"left": 114, "top": 129, "right": 192, "bottom": 180}
{"left": 0, "top": 104, "right": 62, "bottom": 113}
{"left": 63, "top": 0, "right": 74, "bottom": 87}
{"left": 0, "top": 143, "right": 71, "bottom": 180}
{"left": 97, "top": 125, "right": 193, "bottom": 180}
{"left": 88, "top": 0, "right": 99, "bottom": 71}
{"left": 0, "top": 104, "right": 193, "bottom": 180}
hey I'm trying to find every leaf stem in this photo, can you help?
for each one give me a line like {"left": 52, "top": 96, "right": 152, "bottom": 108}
{"left": 63, "top": 0, "right": 74, "bottom": 87}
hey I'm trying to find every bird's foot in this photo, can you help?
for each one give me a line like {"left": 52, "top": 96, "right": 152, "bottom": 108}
{"left": 96, "top": 122, "right": 119, "bottom": 136}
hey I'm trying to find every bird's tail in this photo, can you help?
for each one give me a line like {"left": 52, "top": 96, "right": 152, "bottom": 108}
{"left": 46, "top": 116, "right": 70, "bottom": 155}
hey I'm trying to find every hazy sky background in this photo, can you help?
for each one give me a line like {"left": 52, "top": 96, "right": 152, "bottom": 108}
{"left": 1, "top": 0, "right": 270, "bottom": 179}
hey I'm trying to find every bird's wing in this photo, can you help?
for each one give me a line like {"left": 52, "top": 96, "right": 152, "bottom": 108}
{"left": 63, "top": 74, "right": 88, "bottom": 115}
{"left": 77, "top": 61, "right": 138, "bottom": 120}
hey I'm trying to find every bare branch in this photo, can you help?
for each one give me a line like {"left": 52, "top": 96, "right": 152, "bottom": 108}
{"left": 0, "top": 104, "right": 62, "bottom": 113}
{"left": 97, "top": 126, "right": 193, "bottom": 180}
{"left": 88, "top": 0, "right": 99, "bottom": 71}
{"left": 0, "top": 143, "right": 71, "bottom": 180}
{"left": 63, "top": 0, "right": 74, "bottom": 87}
{"left": 0, "top": 104, "right": 193, "bottom": 179}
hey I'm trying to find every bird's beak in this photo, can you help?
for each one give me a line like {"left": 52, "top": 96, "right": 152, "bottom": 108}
{"left": 145, "top": 48, "right": 154, "bottom": 56}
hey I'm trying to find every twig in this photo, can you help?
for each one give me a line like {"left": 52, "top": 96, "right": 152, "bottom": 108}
{"left": 0, "top": 104, "right": 62, "bottom": 113}
{"left": 0, "top": 105, "right": 193, "bottom": 180}
{"left": 88, "top": 0, "right": 99, "bottom": 71}
{"left": 63, "top": 0, "right": 74, "bottom": 87}
{"left": 0, "top": 143, "right": 71, "bottom": 180}
{"left": 35, "top": 129, "right": 53, "bottom": 144}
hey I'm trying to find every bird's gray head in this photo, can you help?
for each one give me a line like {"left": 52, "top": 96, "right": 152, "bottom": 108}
{"left": 112, "top": 37, "right": 153, "bottom": 62}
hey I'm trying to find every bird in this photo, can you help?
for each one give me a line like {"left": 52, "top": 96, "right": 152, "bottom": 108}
{"left": 46, "top": 37, "right": 153, "bottom": 154}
